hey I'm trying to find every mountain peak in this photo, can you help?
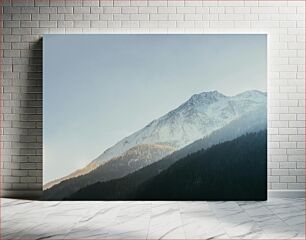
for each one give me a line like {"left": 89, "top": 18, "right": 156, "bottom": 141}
{"left": 235, "top": 90, "right": 266, "bottom": 99}
{"left": 188, "top": 90, "right": 226, "bottom": 104}
{"left": 202, "top": 90, "right": 226, "bottom": 98}
{"left": 92, "top": 89, "right": 266, "bottom": 166}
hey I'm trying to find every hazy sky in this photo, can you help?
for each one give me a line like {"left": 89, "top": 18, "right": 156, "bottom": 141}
{"left": 43, "top": 34, "right": 267, "bottom": 183}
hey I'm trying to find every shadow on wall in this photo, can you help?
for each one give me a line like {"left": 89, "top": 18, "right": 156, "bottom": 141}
{"left": 2, "top": 38, "right": 43, "bottom": 200}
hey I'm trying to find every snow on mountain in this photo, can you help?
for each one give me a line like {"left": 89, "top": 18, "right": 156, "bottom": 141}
{"left": 92, "top": 90, "right": 266, "bottom": 165}
{"left": 44, "top": 89, "right": 267, "bottom": 191}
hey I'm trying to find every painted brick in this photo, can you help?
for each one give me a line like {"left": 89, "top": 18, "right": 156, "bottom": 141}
{"left": 4, "top": 176, "right": 20, "bottom": 183}
{"left": 280, "top": 176, "right": 296, "bottom": 183}
{"left": 150, "top": 14, "right": 168, "bottom": 21}
{"left": 12, "top": 28, "right": 31, "bottom": 35}
{"left": 297, "top": 176, "right": 305, "bottom": 183}
{"left": 32, "top": 13, "right": 49, "bottom": 20}
{"left": 130, "top": 14, "right": 149, "bottom": 21}
{"left": 83, "top": 14, "right": 99, "bottom": 21}
{"left": 57, "top": 7, "right": 73, "bottom": 14}
{"left": 90, "top": 6, "right": 104, "bottom": 14}
{"left": 185, "top": 14, "right": 202, "bottom": 21}
{"left": 121, "top": 7, "right": 138, "bottom": 14}
{"left": 139, "top": 20, "right": 158, "bottom": 28}
{"left": 269, "top": 176, "right": 280, "bottom": 183}
{"left": 104, "top": 6, "right": 121, "bottom": 14}
{"left": 295, "top": 141, "right": 304, "bottom": 148}
{"left": 289, "top": 169, "right": 305, "bottom": 176}
{"left": 158, "top": 21, "right": 176, "bottom": 28}
{"left": 20, "top": 176, "right": 37, "bottom": 183}
{"left": 131, "top": 0, "right": 147, "bottom": 7}
{"left": 121, "top": 20, "right": 139, "bottom": 28}
{"left": 83, "top": 0, "right": 99, "bottom": 7}
{"left": 90, "top": 21, "right": 107, "bottom": 28}
{"left": 272, "top": 183, "right": 288, "bottom": 189}
{"left": 288, "top": 183, "right": 305, "bottom": 189}
{"left": 279, "top": 128, "right": 298, "bottom": 135}
{"left": 21, "top": 20, "right": 39, "bottom": 28}
{"left": 158, "top": 7, "right": 176, "bottom": 14}
{"left": 39, "top": 6, "right": 57, "bottom": 14}
{"left": 185, "top": 1, "right": 202, "bottom": 7}
{"left": 272, "top": 169, "right": 289, "bottom": 176}
{"left": 65, "top": 1, "right": 82, "bottom": 7}
{"left": 114, "top": 14, "right": 129, "bottom": 21}
{"left": 65, "top": 14, "right": 83, "bottom": 20}
{"left": 195, "top": 21, "right": 209, "bottom": 28}
{"left": 148, "top": 1, "right": 167, "bottom": 7}
{"left": 177, "top": 7, "right": 196, "bottom": 14}
{"left": 12, "top": 170, "right": 28, "bottom": 177}
{"left": 99, "top": 14, "right": 113, "bottom": 20}
{"left": 50, "top": 14, "right": 65, "bottom": 21}
{"left": 139, "top": 7, "right": 157, "bottom": 14}
{"left": 269, "top": 162, "right": 280, "bottom": 169}
{"left": 73, "top": 20, "right": 90, "bottom": 28}
{"left": 195, "top": 7, "right": 209, "bottom": 14}
{"left": 280, "top": 162, "right": 296, "bottom": 169}
{"left": 73, "top": 7, "right": 90, "bottom": 14}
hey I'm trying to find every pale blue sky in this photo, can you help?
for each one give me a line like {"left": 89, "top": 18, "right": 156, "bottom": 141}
{"left": 43, "top": 34, "right": 267, "bottom": 183}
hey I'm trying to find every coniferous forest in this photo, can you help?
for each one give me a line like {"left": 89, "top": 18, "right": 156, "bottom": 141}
{"left": 67, "top": 131, "right": 267, "bottom": 201}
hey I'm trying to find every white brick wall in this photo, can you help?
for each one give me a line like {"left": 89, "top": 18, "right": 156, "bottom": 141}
{"left": 1, "top": 0, "right": 305, "bottom": 198}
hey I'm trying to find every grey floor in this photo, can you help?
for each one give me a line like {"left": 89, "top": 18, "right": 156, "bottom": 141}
{"left": 2, "top": 198, "right": 305, "bottom": 239}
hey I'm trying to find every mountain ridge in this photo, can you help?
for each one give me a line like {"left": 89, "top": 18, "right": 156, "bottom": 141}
{"left": 92, "top": 89, "right": 266, "bottom": 165}
{"left": 43, "top": 143, "right": 175, "bottom": 199}
{"left": 67, "top": 130, "right": 267, "bottom": 200}
{"left": 44, "top": 89, "right": 266, "bottom": 190}
{"left": 44, "top": 106, "right": 266, "bottom": 200}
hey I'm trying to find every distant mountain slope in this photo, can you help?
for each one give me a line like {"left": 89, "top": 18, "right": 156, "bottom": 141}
{"left": 43, "top": 162, "right": 98, "bottom": 190}
{"left": 45, "top": 106, "right": 266, "bottom": 200}
{"left": 43, "top": 144, "right": 175, "bottom": 200}
{"left": 92, "top": 90, "right": 266, "bottom": 165}
{"left": 66, "top": 110, "right": 267, "bottom": 201}
{"left": 69, "top": 131, "right": 267, "bottom": 200}
{"left": 180, "top": 105, "right": 266, "bottom": 158}
{"left": 45, "top": 90, "right": 266, "bottom": 189}
{"left": 132, "top": 131, "right": 267, "bottom": 200}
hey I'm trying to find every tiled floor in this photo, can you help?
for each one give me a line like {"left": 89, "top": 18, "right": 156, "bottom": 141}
{"left": 2, "top": 198, "right": 305, "bottom": 239}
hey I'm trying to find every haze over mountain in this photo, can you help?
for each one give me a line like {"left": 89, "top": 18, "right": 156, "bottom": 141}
{"left": 130, "top": 131, "right": 267, "bottom": 200}
{"left": 44, "top": 90, "right": 267, "bottom": 191}
{"left": 92, "top": 90, "right": 266, "bottom": 165}
{"left": 43, "top": 144, "right": 175, "bottom": 199}
{"left": 68, "top": 131, "right": 267, "bottom": 200}
{"left": 43, "top": 105, "right": 266, "bottom": 200}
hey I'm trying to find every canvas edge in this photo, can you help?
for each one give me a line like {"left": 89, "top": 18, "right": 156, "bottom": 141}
{"left": 2, "top": 190, "right": 304, "bottom": 200}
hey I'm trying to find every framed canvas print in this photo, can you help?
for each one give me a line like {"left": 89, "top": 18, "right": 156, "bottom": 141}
{"left": 43, "top": 34, "right": 267, "bottom": 200}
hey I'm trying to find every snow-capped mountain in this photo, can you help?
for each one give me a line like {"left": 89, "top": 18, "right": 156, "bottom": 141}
{"left": 92, "top": 90, "right": 266, "bottom": 165}
{"left": 44, "top": 89, "right": 266, "bottom": 189}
